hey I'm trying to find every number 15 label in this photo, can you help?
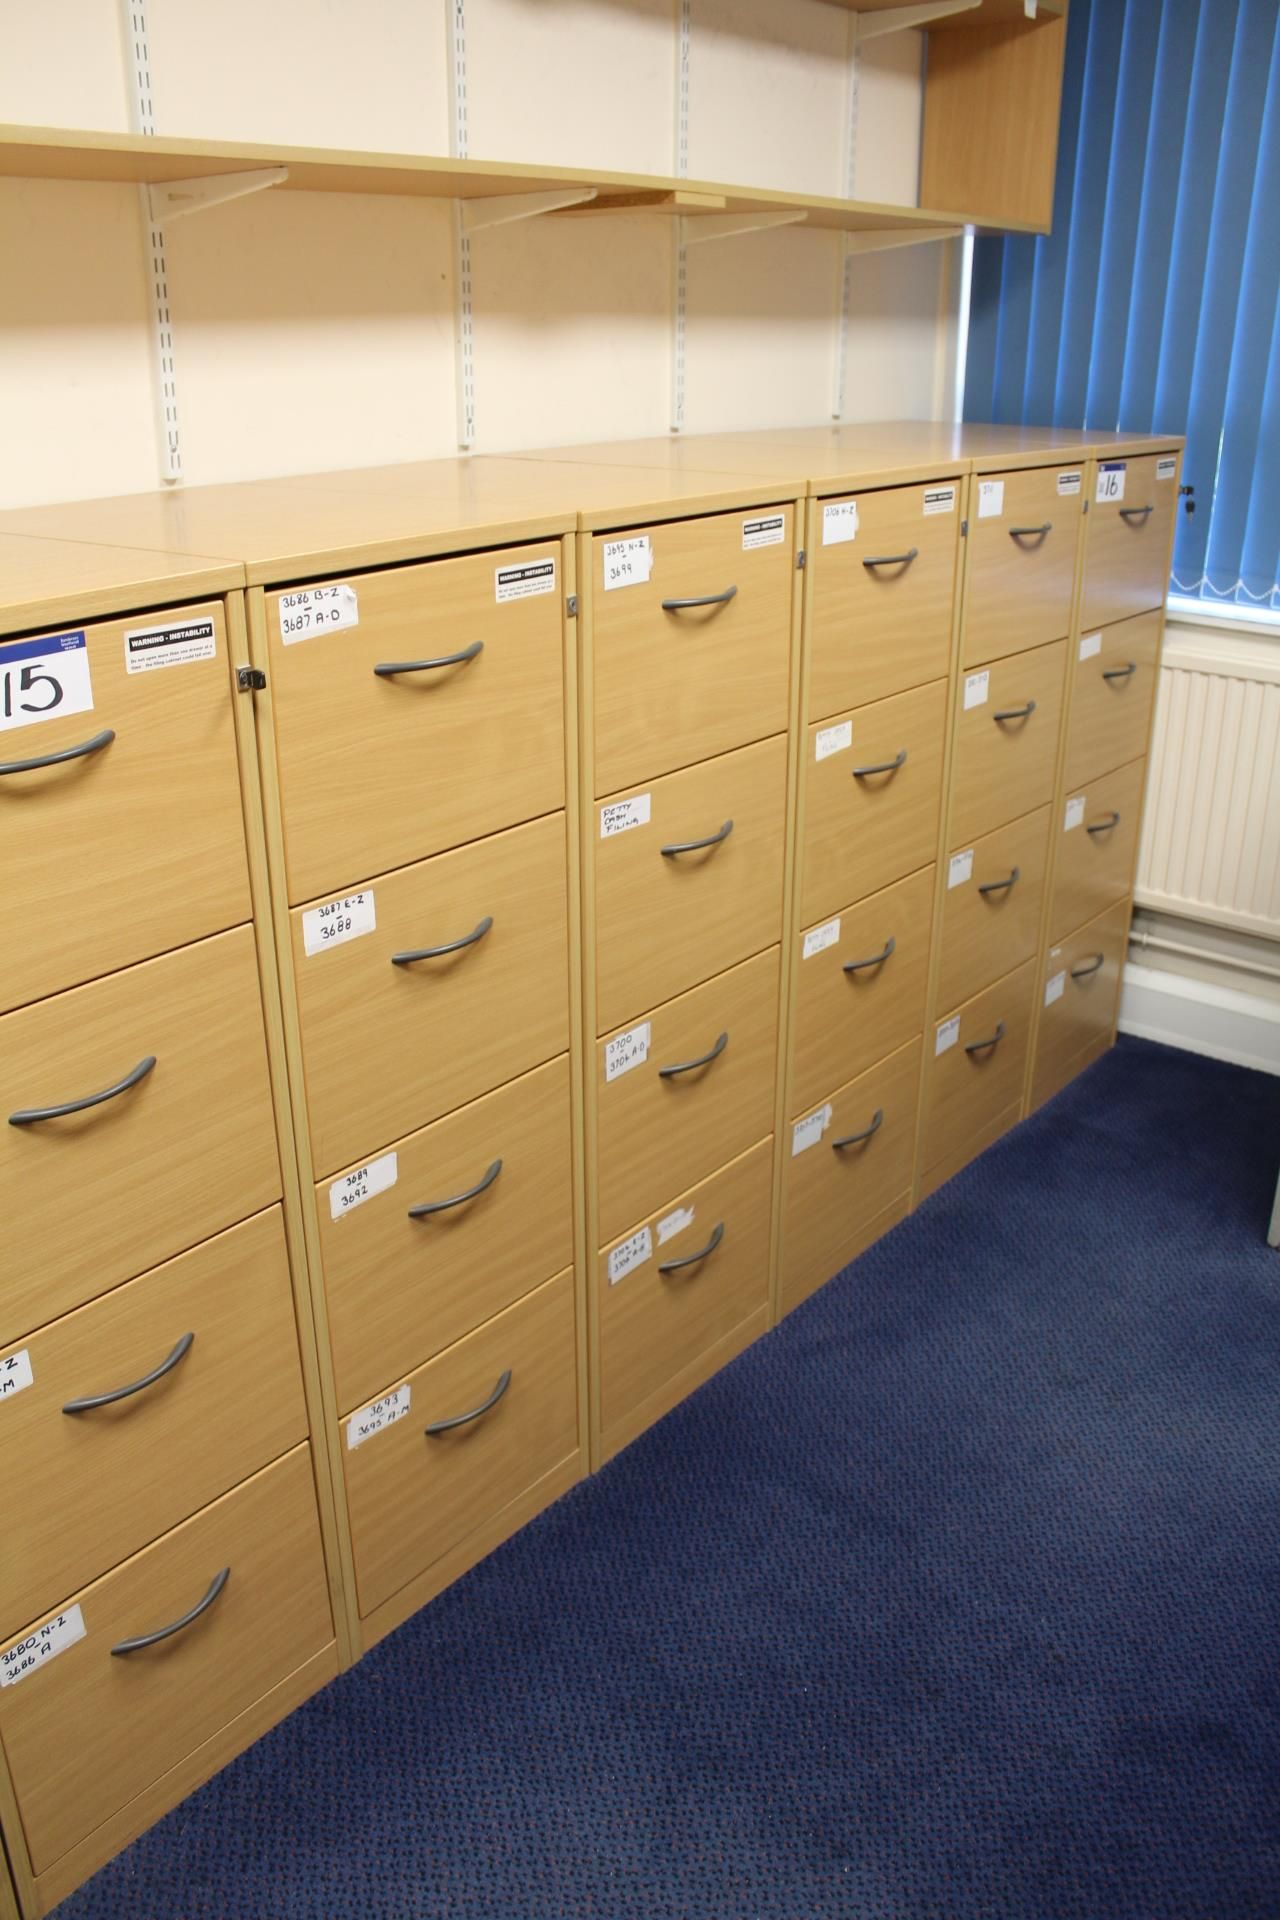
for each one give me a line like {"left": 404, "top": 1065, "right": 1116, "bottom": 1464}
{"left": 0, "top": 631, "right": 94, "bottom": 735}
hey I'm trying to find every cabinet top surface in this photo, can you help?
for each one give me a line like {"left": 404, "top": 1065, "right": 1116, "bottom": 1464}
{"left": 0, "top": 532, "right": 243, "bottom": 633}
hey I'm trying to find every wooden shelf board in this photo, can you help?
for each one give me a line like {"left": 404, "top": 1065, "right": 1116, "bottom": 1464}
{"left": 826, "top": 0, "right": 1064, "bottom": 23}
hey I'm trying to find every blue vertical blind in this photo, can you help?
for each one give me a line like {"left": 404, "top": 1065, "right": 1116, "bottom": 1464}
{"left": 964, "top": 0, "right": 1280, "bottom": 611}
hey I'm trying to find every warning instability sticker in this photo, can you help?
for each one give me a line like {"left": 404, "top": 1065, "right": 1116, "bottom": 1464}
{"left": 124, "top": 618, "right": 218, "bottom": 674}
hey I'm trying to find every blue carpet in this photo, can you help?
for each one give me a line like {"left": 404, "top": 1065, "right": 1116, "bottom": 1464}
{"left": 51, "top": 1036, "right": 1280, "bottom": 1920}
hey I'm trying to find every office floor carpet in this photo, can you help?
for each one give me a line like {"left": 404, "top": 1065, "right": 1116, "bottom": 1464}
{"left": 50, "top": 1036, "right": 1280, "bottom": 1920}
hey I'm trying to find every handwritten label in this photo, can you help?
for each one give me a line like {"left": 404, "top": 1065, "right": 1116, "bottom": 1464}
{"left": 0, "top": 1350, "right": 33, "bottom": 1401}
{"left": 346, "top": 1384, "right": 411, "bottom": 1450}
{"left": 948, "top": 849, "right": 974, "bottom": 890}
{"left": 742, "top": 514, "right": 785, "bottom": 549}
{"left": 605, "top": 1022, "right": 650, "bottom": 1082}
{"left": 802, "top": 917, "right": 841, "bottom": 960}
{"left": 935, "top": 1015, "right": 961, "bottom": 1057}
{"left": 124, "top": 617, "right": 217, "bottom": 674}
{"left": 964, "top": 670, "right": 990, "bottom": 710}
{"left": 603, "top": 536, "right": 651, "bottom": 590}
{"left": 1044, "top": 970, "right": 1066, "bottom": 1007}
{"left": 791, "top": 1104, "right": 832, "bottom": 1156}
{"left": 0, "top": 1608, "right": 86, "bottom": 1688}
{"left": 1157, "top": 456, "right": 1177, "bottom": 481}
{"left": 600, "top": 794, "right": 650, "bottom": 839}
{"left": 495, "top": 557, "right": 556, "bottom": 603}
{"left": 978, "top": 480, "right": 1005, "bottom": 519}
{"left": 656, "top": 1205, "right": 695, "bottom": 1246}
{"left": 1097, "top": 461, "right": 1127, "bottom": 504}
{"left": 302, "top": 889, "right": 376, "bottom": 956}
{"left": 815, "top": 720, "right": 853, "bottom": 762}
{"left": 1064, "top": 795, "right": 1086, "bottom": 832}
{"left": 1057, "top": 471, "right": 1082, "bottom": 496}
{"left": 923, "top": 485, "right": 956, "bottom": 516}
{"left": 822, "top": 501, "right": 859, "bottom": 546}
{"left": 1079, "top": 632, "right": 1102, "bottom": 661}
{"left": 0, "top": 630, "right": 93, "bottom": 735}
{"left": 608, "top": 1226, "right": 652, "bottom": 1285}
{"left": 329, "top": 1152, "right": 398, "bottom": 1221}
{"left": 278, "top": 584, "right": 359, "bottom": 642}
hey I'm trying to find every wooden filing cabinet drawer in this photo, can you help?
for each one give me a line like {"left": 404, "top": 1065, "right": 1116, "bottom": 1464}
{"left": 800, "top": 679, "right": 945, "bottom": 925}
{"left": 596, "top": 948, "right": 778, "bottom": 1249}
{"left": 782, "top": 1035, "right": 920, "bottom": 1315}
{"left": 791, "top": 865, "right": 933, "bottom": 1118}
{"left": 291, "top": 811, "right": 569, "bottom": 1177}
{"left": 1, "top": 925, "right": 281, "bottom": 1348}
{"left": 0, "top": 1207, "right": 306, "bottom": 1636}
{"left": 1, "top": 601, "right": 251, "bottom": 1015}
{"left": 1050, "top": 758, "right": 1146, "bottom": 943}
{"left": 1082, "top": 454, "right": 1179, "bottom": 631}
{"left": 598, "top": 1137, "right": 772, "bottom": 1456}
{"left": 807, "top": 480, "right": 960, "bottom": 722}
{"left": 319, "top": 1056, "right": 574, "bottom": 1414}
{"left": 922, "top": 960, "right": 1036, "bottom": 1174}
{"left": 1065, "top": 608, "right": 1162, "bottom": 791}
{"left": 266, "top": 546, "right": 566, "bottom": 904}
{"left": 937, "top": 806, "right": 1051, "bottom": 1011}
{"left": 0, "top": 1445, "right": 331, "bottom": 1877}
{"left": 949, "top": 640, "right": 1066, "bottom": 845}
{"left": 343, "top": 1267, "right": 578, "bottom": 1620}
{"left": 594, "top": 735, "right": 787, "bottom": 1036}
{"left": 1032, "top": 900, "right": 1130, "bottom": 1111}
{"left": 590, "top": 506, "right": 793, "bottom": 794}
{"left": 963, "top": 464, "right": 1083, "bottom": 664}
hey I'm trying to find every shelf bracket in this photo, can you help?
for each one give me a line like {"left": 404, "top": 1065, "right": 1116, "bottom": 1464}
{"left": 844, "top": 224, "right": 963, "bottom": 255}
{"left": 460, "top": 187, "right": 598, "bottom": 232}
{"left": 147, "top": 167, "right": 289, "bottom": 223}
{"left": 683, "top": 211, "right": 809, "bottom": 246}
{"left": 853, "top": 0, "right": 980, "bottom": 39}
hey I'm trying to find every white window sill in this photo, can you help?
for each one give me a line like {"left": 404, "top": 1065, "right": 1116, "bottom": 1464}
{"left": 1166, "top": 594, "right": 1280, "bottom": 639}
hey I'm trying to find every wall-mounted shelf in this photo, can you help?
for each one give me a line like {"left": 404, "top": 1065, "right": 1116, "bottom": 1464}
{"left": 828, "top": 0, "right": 1064, "bottom": 21}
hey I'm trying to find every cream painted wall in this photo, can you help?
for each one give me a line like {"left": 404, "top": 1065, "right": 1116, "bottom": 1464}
{"left": 0, "top": 0, "right": 959, "bottom": 505}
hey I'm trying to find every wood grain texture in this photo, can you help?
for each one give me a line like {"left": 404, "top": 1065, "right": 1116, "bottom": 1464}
{"left": 963, "top": 465, "right": 1083, "bottom": 663}
{"left": 916, "top": 1096, "right": 1023, "bottom": 1204}
{"left": 922, "top": 958, "right": 1036, "bottom": 1173}
{"left": 1065, "top": 607, "right": 1163, "bottom": 792}
{"left": 1049, "top": 757, "right": 1146, "bottom": 944}
{"left": 1081, "top": 454, "right": 1181, "bottom": 631}
{"left": 920, "top": 8, "right": 1069, "bottom": 231}
{"left": 777, "top": 1189, "right": 910, "bottom": 1322}
{"left": 948, "top": 639, "right": 1066, "bottom": 844}
{"left": 1031, "top": 899, "right": 1130, "bottom": 1111}
{"left": 0, "top": 534, "right": 242, "bottom": 634}
{"left": 937, "top": 805, "right": 1051, "bottom": 1011}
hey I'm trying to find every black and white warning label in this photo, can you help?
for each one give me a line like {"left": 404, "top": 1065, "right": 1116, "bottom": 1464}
{"left": 124, "top": 617, "right": 218, "bottom": 674}
{"left": 495, "top": 558, "right": 557, "bottom": 604}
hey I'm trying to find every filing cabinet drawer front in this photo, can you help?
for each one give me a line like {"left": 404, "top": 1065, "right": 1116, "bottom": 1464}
{"left": 922, "top": 960, "right": 1036, "bottom": 1173}
{"left": 949, "top": 640, "right": 1066, "bottom": 845}
{"left": 596, "top": 948, "right": 778, "bottom": 1248}
{"left": 1066, "top": 608, "right": 1162, "bottom": 790}
{"left": 1033, "top": 900, "right": 1130, "bottom": 1110}
{"left": 267, "top": 546, "right": 566, "bottom": 904}
{"left": 591, "top": 507, "right": 793, "bottom": 794}
{"left": 938, "top": 806, "right": 1051, "bottom": 1012}
{"left": 0, "top": 1446, "right": 331, "bottom": 1877}
{"left": 2, "top": 602, "right": 251, "bottom": 1015}
{"left": 801, "top": 679, "right": 946, "bottom": 925}
{"left": 292, "top": 812, "right": 570, "bottom": 1177}
{"left": 791, "top": 865, "right": 934, "bottom": 1118}
{"left": 320, "top": 1056, "right": 574, "bottom": 1414}
{"left": 1050, "top": 758, "right": 1146, "bottom": 943}
{"left": 0, "top": 926, "right": 281, "bottom": 1347}
{"left": 963, "top": 465, "right": 1083, "bottom": 663}
{"left": 594, "top": 736, "right": 787, "bottom": 1035}
{"left": 0, "top": 1208, "right": 306, "bottom": 1635}
{"left": 1082, "top": 455, "right": 1179, "bottom": 631}
{"left": 343, "top": 1268, "right": 578, "bottom": 1620}
{"left": 783, "top": 1036, "right": 921, "bottom": 1310}
{"left": 598, "top": 1138, "right": 772, "bottom": 1444}
{"left": 807, "top": 481, "right": 960, "bottom": 721}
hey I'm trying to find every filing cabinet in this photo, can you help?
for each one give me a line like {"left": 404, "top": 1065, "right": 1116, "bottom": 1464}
{"left": 921, "top": 960, "right": 1037, "bottom": 1176}
{"left": 949, "top": 640, "right": 1066, "bottom": 845}
{"left": 1064, "top": 608, "right": 1162, "bottom": 790}
{"left": 963, "top": 463, "right": 1084, "bottom": 662}
{"left": 1049, "top": 757, "right": 1146, "bottom": 944}
{"left": 937, "top": 806, "right": 1050, "bottom": 1012}
{"left": 1081, "top": 454, "right": 1181, "bottom": 630}
{"left": 1032, "top": 900, "right": 1132, "bottom": 1111}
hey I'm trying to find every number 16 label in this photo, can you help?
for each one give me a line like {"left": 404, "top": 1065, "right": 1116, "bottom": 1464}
{"left": 0, "top": 631, "right": 94, "bottom": 735}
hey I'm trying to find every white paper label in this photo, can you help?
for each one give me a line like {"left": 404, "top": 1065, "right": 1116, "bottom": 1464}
{"left": 1097, "top": 461, "right": 1127, "bottom": 504}
{"left": 1044, "top": 970, "right": 1066, "bottom": 1007}
{"left": 605, "top": 1022, "right": 650, "bottom": 1082}
{"left": 600, "top": 794, "right": 650, "bottom": 839}
{"left": 0, "top": 631, "right": 93, "bottom": 734}
{"left": 923, "top": 485, "right": 956, "bottom": 516}
{"left": 329, "top": 1152, "right": 398, "bottom": 1222}
{"left": 1064, "top": 795, "right": 1086, "bottom": 831}
{"left": 0, "top": 1608, "right": 86, "bottom": 1688}
{"left": 815, "top": 720, "right": 853, "bottom": 762}
{"left": 303, "top": 889, "right": 376, "bottom": 956}
{"left": 791, "top": 1104, "right": 832, "bottom": 1156}
{"left": 608, "top": 1226, "right": 652, "bottom": 1285}
{"left": 603, "top": 536, "right": 652, "bottom": 590}
{"left": 1157, "top": 456, "right": 1177, "bottom": 481}
{"left": 124, "top": 617, "right": 217, "bottom": 674}
{"left": 346, "top": 1384, "right": 411, "bottom": 1450}
{"left": 822, "top": 501, "right": 859, "bottom": 546}
{"left": 1079, "top": 632, "right": 1102, "bottom": 661}
{"left": 278, "top": 584, "right": 359, "bottom": 642}
{"left": 495, "top": 557, "right": 556, "bottom": 603}
{"left": 963, "top": 670, "right": 990, "bottom": 710}
{"left": 948, "top": 849, "right": 974, "bottom": 890}
{"left": 656, "top": 1205, "right": 695, "bottom": 1247}
{"left": 0, "top": 1350, "right": 33, "bottom": 1401}
{"left": 1025, "top": 0, "right": 1038, "bottom": 17}
{"left": 742, "top": 514, "right": 785, "bottom": 550}
{"left": 802, "top": 917, "right": 841, "bottom": 960}
{"left": 1057, "top": 470, "right": 1082, "bottom": 496}
{"left": 935, "top": 1015, "right": 961, "bottom": 1057}
{"left": 978, "top": 480, "right": 1005, "bottom": 519}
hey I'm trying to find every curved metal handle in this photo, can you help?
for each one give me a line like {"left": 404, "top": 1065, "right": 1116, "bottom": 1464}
{"left": 110, "top": 1567, "right": 230, "bottom": 1656}
{"left": 1102, "top": 662, "right": 1137, "bottom": 682}
{"left": 8, "top": 1053, "right": 157, "bottom": 1128}
{"left": 978, "top": 866, "right": 1021, "bottom": 896}
{"left": 1119, "top": 504, "right": 1154, "bottom": 522}
{"left": 424, "top": 1369, "right": 512, "bottom": 1435}
{"left": 373, "top": 640, "right": 483, "bottom": 677}
{"left": 658, "top": 1031, "right": 728, "bottom": 1078}
{"left": 1070, "top": 953, "right": 1106, "bottom": 979}
{"left": 660, "top": 819, "right": 733, "bottom": 857}
{"left": 658, "top": 1220, "right": 725, "bottom": 1274}
{"left": 965, "top": 1021, "right": 1006, "bottom": 1055}
{"left": 62, "top": 1332, "right": 195, "bottom": 1415}
{"left": 851, "top": 749, "right": 907, "bottom": 779}
{"left": 1009, "top": 522, "right": 1052, "bottom": 539}
{"left": 408, "top": 1157, "right": 502, "bottom": 1219}
{"left": 861, "top": 548, "right": 919, "bottom": 570}
{"left": 1086, "top": 811, "right": 1121, "bottom": 836}
{"left": 0, "top": 727, "right": 115, "bottom": 779}
{"left": 391, "top": 916, "right": 492, "bottom": 965}
{"left": 832, "top": 1108, "right": 884, "bottom": 1150}
{"left": 993, "top": 700, "right": 1037, "bottom": 723}
{"left": 660, "top": 586, "right": 737, "bottom": 611}
{"left": 843, "top": 935, "right": 895, "bottom": 975}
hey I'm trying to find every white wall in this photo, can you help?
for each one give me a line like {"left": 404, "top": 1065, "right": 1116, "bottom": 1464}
{"left": 0, "top": 0, "right": 957, "bottom": 504}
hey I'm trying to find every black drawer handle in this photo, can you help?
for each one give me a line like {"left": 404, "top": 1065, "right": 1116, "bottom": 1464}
{"left": 391, "top": 915, "right": 492, "bottom": 964}
{"left": 1086, "top": 811, "right": 1121, "bottom": 836}
{"left": 862, "top": 548, "right": 918, "bottom": 570}
{"left": 8, "top": 1053, "right": 157, "bottom": 1128}
{"left": 852, "top": 749, "right": 907, "bottom": 779}
{"left": 1119, "top": 504, "right": 1154, "bottom": 522}
{"left": 62, "top": 1332, "right": 195, "bottom": 1414}
{"left": 373, "top": 640, "right": 483, "bottom": 677}
{"left": 843, "top": 935, "right": 896, "bottom": 974}
{"left": 978, "top": 866, "right": 1020, "bottom": 896}
{"left": 993, "top": 700, "right": 1037, "bottom": 723}
{"left": 1103, "top": 662, "right": 1137, "bottom": 682}
{"left": 658, "top": 1220, "right": 725, "bottom": 1274}
{"left": 425, "top": 1368, "right": 512, "bottom": 1435}
{"left": 1009, "top": 523, "right": 1052, "bottom": 540}
{"left": 658, "top": 1031, "right": 728, "bottom": 1078}
{"left": 408, "top": 1157, "right": 502, "bottom": 1219}
{"left": 661, "top": 586, "right": 737, "bottom": 611}
{"left": 111, "top": 1567, "right": 230, "bottom": 1656}
{"left": 661, "top": 819, "right": 733, "bottom": 857}
{"left": 0, "top": 726, "right": 115, "bottom": 778}
{"left": 832, "top": 1107, "right": 884, "bottom": 1150}
{"left": 965, "top": 1021, "right": 1006, "bottom": 1055}
{"left": 1071, "top": 953, "right": 1106, "bottom": 979}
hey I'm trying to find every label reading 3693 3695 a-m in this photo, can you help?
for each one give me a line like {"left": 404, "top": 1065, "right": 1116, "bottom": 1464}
{"left": 124, "top": 617, "right": 217, "bottom": 674}
{"left": 346, "top": 1385, "right": 411, "bottom": 1450}
{"left": 0, "top": 630, "right": 93, "bottom": 735}
{"left": 302, "top": 889, "right": 376, "bottom": 956}
{"left": 0, "top": 1349, "right": 33, "bottom": 1401}
{"left": 278, "top": 584, "right": 359, "bottom": 642}
{"left": 0, "top": 1607, "right": 86, "bottom": 1688}
{"left": 495, "top": 557, "right": 556, "bottom": 604}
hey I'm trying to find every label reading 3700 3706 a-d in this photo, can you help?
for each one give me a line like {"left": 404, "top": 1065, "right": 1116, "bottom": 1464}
{"left": 124, "top": 617, "right": 217, "bottom": 674}
{"left": 495, "top": 557, "right": 556, "bottom": 604}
